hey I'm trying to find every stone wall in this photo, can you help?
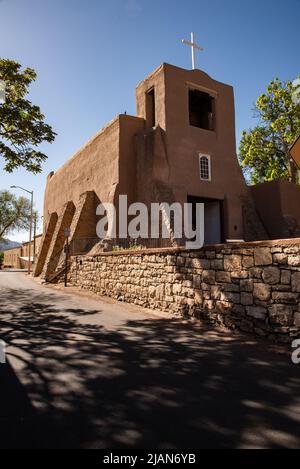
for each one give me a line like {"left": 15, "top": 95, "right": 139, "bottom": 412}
{"left": 66, "top": 239, "right": 300, "bottom": 343}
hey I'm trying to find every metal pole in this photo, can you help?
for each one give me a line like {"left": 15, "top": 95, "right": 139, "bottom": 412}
{"left": 28, "top": 191, "right": 33, "bottom": 275}
{"left": 191, "top": 32, "right": 195, "bottom": 70}
{"left": 33, "top": 213, "right": 37, "bottom": 262}
{"left": 64, "top": 236, "right": 69, "bottom": 287}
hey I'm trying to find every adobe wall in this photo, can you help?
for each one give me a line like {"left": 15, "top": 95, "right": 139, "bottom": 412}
{"left": 135, "top": 64, "right": 258, "bottom": 242}
{"left": 66, "top": 239, "right": 300, "bottom": 344}
{"left": 43, "top": 115, "right": 144, "bottom": 228}
{"left": 251, "top": 180, "right": 300, "bottom": 239}
{"left": 3, "top": 246, "right": 22, "bottom": 268}
{"left": 164, "top": 65, "right": 249, "bottom": 241}
{"left": 136, "top": 64, "right": 166, "bottom": 130}
{"left": 22, "top": 235, "right": 42, "bottom": 258}
{"left": 43, "top": 63, "right": 267, "bottom": 248}
{"left": 3, "top": 235, "right": 42, "bottom": 269}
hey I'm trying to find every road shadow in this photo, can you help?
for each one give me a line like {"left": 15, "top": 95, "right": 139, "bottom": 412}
{"left": 0, "top": 286, "right": 299, "bottom": 448}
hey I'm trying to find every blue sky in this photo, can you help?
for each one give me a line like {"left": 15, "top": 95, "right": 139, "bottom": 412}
{"left": 0, "top": 0, "right": 299, "bottom": 241}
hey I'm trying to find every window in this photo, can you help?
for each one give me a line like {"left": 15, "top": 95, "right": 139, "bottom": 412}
{"left": 146, "top": 87, "right": 156, "bottom": 128}
{"left": 189, "top": 89, "right": 215, "bottom": 130}
{"left": 199, "top": 154, "right": 211, "bottom": 181}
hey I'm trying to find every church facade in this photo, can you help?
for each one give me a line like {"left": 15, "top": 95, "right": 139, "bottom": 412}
{"left": 35, "top": 63, "right": 268, "bottom": 280}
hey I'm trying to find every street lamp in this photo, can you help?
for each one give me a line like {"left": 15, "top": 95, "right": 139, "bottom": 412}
{"left": 10, "top": 185, "right": 34, "bottom": 275}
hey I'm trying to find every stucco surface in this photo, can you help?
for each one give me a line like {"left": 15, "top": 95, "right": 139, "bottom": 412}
{"left": 39, "top": 63, "right": 271, "bottom": 279}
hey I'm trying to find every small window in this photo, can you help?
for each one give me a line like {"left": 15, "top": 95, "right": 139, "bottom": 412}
{"left": 146, "top": 87, "right": 156, "bottom": 128}
{"left": 199, "top": 154, "right": 211, "bottom": 181}
{"left": 189, "top": 89, "right": 215, "bottom": 130}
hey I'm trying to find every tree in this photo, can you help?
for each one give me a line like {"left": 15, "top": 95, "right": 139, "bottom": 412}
{"left": 239, "top": 77, "right": 300, "bottom": 185}
{"left": 0, "top": 59, "right": 56, "bottom": 173}
{"left": 0, "top": 190, "right": 32, "bottom": 240}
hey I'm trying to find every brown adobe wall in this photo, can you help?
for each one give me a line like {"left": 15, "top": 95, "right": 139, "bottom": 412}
{"left": 251, "top": 180, "right": 300, "bottom": 239}
{"left": 3, "top": 246, "right": 22, "bottom": 269}
{"left": 136, "top": 63, "right": 262, "bottom": 243}
{"left": 43, "top": 115, "right": 145, "bottom": 228}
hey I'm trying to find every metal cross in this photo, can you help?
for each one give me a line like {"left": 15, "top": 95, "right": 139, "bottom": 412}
{"left": 182, "top": 32, "right": 204, "bottom": 70}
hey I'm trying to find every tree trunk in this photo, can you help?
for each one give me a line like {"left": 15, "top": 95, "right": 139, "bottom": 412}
{"left": 287, "top": 153, "right": 298, "bottom": 184}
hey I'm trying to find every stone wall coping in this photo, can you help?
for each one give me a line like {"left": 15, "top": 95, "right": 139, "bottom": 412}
{"left": 72, "top": 237, "right": 300, "bottom": 258}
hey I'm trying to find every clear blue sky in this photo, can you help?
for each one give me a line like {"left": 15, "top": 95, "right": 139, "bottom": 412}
{"left": 0, "top": 0, "right": 299, "bottom": 241}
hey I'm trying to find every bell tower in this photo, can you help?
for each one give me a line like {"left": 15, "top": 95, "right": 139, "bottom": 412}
{"left": 135, "top": 63, "right": 251, "bottom": 243}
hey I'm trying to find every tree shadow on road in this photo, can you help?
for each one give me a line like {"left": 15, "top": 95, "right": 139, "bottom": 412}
{"left": 0, "top": 286, "right": 299, "bottom": 449}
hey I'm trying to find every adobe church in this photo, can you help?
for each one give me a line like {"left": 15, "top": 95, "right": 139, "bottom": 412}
{"left": 34, "top": 62, "right": 299, "bottom": 281}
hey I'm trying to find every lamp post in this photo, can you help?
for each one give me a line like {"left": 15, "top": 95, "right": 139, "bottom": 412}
{"left": 10, "top": 185, "right": 34, "bottom": 275}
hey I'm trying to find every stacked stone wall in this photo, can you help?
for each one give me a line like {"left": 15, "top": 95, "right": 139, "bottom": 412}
{"left": 66, "top": 239, "right": 300, "bottom": 343}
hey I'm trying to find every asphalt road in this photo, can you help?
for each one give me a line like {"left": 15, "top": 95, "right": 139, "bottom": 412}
{"left": 0, "top": 271, "right": 299, "bottom": 449}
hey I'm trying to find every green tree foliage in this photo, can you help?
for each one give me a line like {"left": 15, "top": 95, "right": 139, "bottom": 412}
{"left": 0, "top": 59, "right": 56, "bottom": 173}
{"left": 0, "top": 252, "right": 4, "bottom": 266}
{"left": 239, "top": 77, "right": 300, "bottom": 184}
{"left": 0, "top": 190, "right": 31, "bottom": 240}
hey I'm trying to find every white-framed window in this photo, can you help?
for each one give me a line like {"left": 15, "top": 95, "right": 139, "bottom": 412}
{"left": 199, "top": 154, "right": 211, "bottom": 181}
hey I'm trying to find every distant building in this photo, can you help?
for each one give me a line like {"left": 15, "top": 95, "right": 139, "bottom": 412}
{"left": 3, "top": 234, "right": 42, "bottom": 269}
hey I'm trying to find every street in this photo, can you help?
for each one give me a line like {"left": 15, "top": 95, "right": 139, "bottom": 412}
{"left": 0, "top": 271, "right": 299, "bottom": 449}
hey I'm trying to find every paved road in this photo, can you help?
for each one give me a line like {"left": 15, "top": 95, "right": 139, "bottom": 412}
{"left": 0, "top": 271, "right": 299, "bottom": 449}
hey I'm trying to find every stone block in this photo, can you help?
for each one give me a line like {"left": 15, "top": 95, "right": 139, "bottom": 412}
{"left": 249, "top": 267, "right": 262, "bottom": 279}
{"left": 246, "top": 306, "right": 267, "bottom": 320}
{"left": 284, "top": 246, "right": 300, "bottom": 254}
{"left": 262, "top": 266, "right": 280, "bottom": 285}
{"left": 291, "top": 272, "right": 300, "bottom": 292}
{"left": 253, "top": 283, "right": 271, "bottom": 301}
{"left": 294, "top": 313, "right": 300, "bottom": 327}
{"left": 222, "top": 283, "right": 240, "bottom": 292}
{"left": 231, "top": 271, "right": 248, "bottom": 279}
{"left": 216, "top": 271, "right": 231, "bottom": 283}
{"left": 272, "top": 292, "right": 298, "bottom": 304}
{"left": 215, "top": 301, "right": 231, "bottom": 313}
{"left": 288, "top": 256, "right": 300, "bottom": 267}
{"left": 273, "top": 253, "right": 288, "bottom": 265}
{"left": 176, "top": 256, "right": 185, "bottom": 267}
{"left": 211, "top": 285, "right": 222, "bottom": 300}
{"left": 242, "top": 256, "right": 254, "bottom": 268}
{"left": 268, "top": 304, "right": 293, "bottom": 325}
{"left": 203, "top": 300, "right": 215, "bottom": 310}
{"left": 254, "top": 248, "right": 272, "bottom": 266}
{"left": 224, "top": 255, "right": 242, "bottom": 271}
{"left": 240, "top": 279, "right": 254, "bottom": 292}
{"left": 281, "top": 270, "right": 291, "bottom": 285}
{"left": 221, "top": 292, "right": 240, "bottom": 304}
{"left": 205, "top": 251, "right": 216, "bottom": 259}
{"left": 202, "top": 270, "right": 216, "bottom": 284}
{"left": 241, "top": 292, "right": 253, "bottom": 306}
{"left": 192, "top": 258, "right": 210, "bottom": 269}
{"left": 271, "top": 247, "right": 282, "bottom": 253}
{"left": 194, "top": 290, "right": 203, "bottom": 305}
{"left": 211, "top": 259, "right": 223, "bottom": 270}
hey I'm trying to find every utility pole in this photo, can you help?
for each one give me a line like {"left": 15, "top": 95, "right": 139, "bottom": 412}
{"left": 33, "top": 212, "right": 37, "bottom": 262}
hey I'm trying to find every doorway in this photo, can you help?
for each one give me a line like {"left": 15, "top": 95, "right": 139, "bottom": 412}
{"left": 187, "top": 196, "right": 224, "bottom": 245}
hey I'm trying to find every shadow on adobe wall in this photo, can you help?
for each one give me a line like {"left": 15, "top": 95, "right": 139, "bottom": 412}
{"left": 251, "top": 180, "right": 300, "bottom": 239}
